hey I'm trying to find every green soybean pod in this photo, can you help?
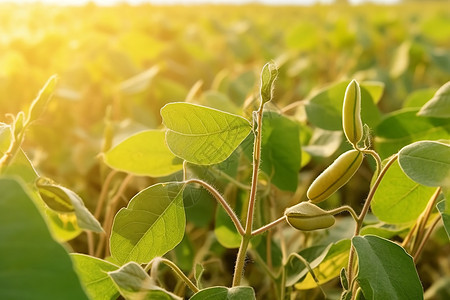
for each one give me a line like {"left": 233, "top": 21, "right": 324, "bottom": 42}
{"left": 285, "top": 202, "right": 335, "bottom": 231}
{"left": 342, "top": 79, "right": 363, "bottom": 146}
{"left": 307, "top": 149, "right": 364, "bottom": 203}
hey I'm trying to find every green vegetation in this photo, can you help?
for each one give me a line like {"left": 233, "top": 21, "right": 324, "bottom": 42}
{"left": 0, "top": 2, "right": 449, "bottom": 299}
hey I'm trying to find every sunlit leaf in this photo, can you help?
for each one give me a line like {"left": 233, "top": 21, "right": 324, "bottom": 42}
{"left": 360, "top": 224, "right": 409, "bottom": 240}
{"left": 71, "top": 254, "right": 119, "bottom": 300}
{"left": 108, "top": 261, "right": 180, "bottom": 300}
{"left": 403, "top": 88, "right": 436, "bottom": 109}
{"left": 353, "top": 235, "right": 423, "bottom": 299}
{"left": 110, "top": 182, "right": 186, "bottom": 264}
{"left": 104, "top": 130, "right": 183, "bottom": 177}
{"left": 294, "top": 239, "right": 350, "bottom": 290}
{"left": 0, "top": 178, "right": 88, "bottom": 300}
{"left": 27, "top": 74, "right": 58, "bottom": 123}
{"left": 214, "top": 204, "right": 241, "bottom": 249}
{"left": 161, "top": 102, "right": 251, "bottom": 165}
{"left": 375, "top": 108, "right": 450, "bottom": 159}
{"left": 37, "top": 181, "right": 103, "bottom": 232}
{"left": 285, "top": 244, "right": 330, "bottom": 287}
{"left": 190, "top": 286, "right": 256, "bottom": 300}
{"left": 303, "top": 128, "right": 342, "bottom": 157}
{"left": 0, "top": 124, "right": 39, "bottom": 184}
{"left": 398, "top": 141, "right": 450, "bottom": 187}
{"left": 0, "top": 124, "right": 82, "bottom": 241}
{"left": 119, "top": 66, "right": 159, "bottom": 95}
{"left": 371, "top": 160, "right": 436, "bottom": 224}
{"left": 390, "top": 41, "right": 411, "bottom": 78}
{"left": 304, "top": 81, "right": 381, "bottom": 131}
{"left": 418, "top": 81, "right": 450, "bottom": 118}
{"left": 259, "top": 111, "right": 301, "bottom": 191}
{"left": 437, "top": 200, "right": 450, "bottom": 239}
{"left": 361, "top": 81, "right": 385, "bottom": 104}
{"left": 260, "top": 61, "right": 278, "bottom": 104}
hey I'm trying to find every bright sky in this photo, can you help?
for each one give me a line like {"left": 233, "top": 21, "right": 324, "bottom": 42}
{"left": 0, "top": 0, "right": 400, "bottom": 5}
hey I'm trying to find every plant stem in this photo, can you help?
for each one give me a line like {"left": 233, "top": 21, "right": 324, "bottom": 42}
{"left": 185, "top": 178, "right": 245, "bottom": 236}
{"left": 0, "top": 124, "right": 26, "bottom": 171}
{"left": 95, "top": 173, "right": 133, "bottom": 258}
{"left": 362, "top": 149, "right": 382, "bottom": 178}
{"left": 412, "top": 187, "right": 442, "bottom": 256}
{"left": 210, "top": 167, "right": 252, "bottom": 190}
{"left": 156, "top": 258, "right": 200, "bottom": 293}
{"left": 252, "top": 215, "right": 286, "bottom": 236}
{"left": 348, "top": 153, "right": 397, "bottom": 295}
{"left": 232, "top": 103, "right": 265, "bottom": 286}
{"left": 413, "top": 215, "right": 441, "bottom": 263}
{"left": 328, "top": 205, "right": 359, "bottom": 223}
{"left": 233, "top": 234, "right": 252, "bottom": 287}
{"left": 94, "top": 170, "right": 119, "bottom": 219}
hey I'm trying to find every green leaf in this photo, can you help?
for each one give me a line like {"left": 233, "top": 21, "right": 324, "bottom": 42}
{"left": 285, "top": 244, "right": 330, "bottom": 287}
{"left": 360, "top": 224, "right": 409, "bottom": 240}
{"left": 294, "top": 239, "right": 351, "bottom": 290}
{"left": 304, "top": 81, "right": 381, "bottom": 131}
{"left": 260, "top": 111, "right": 301, "bottom": 191}
{"left": 374, "top": 108, "right": 450, "bottom": 159}
{"left": 190, "top": 286, "right": 256, "bottom": 300}
{"left": 360, "top": 81, "right": 385, "bottom": 104}
{"left": 110, "top": 182, "right": 186, "bottom": 264}
{"left": 195, "top": 263, "right": 205, "bottom": 290}
{"left": 403, "top": 88, "right": 436, "bottom": 109}
{"left": 418, "top": 81, "right": 450, "bottom": 118}
{"left": 184, "top": 183, "right": 215, "bottom": 228}
{"left": 0, "top": 178, "right": 88, "bottom": 300}
{"left": 26, "top": 75, "right": 58, "bottom": 122}
{"left": 0, "top": 124, "right": 83, "bottom": 241}
{"left": 303, "top": 128, "right": 343, "bottom": 157}
{"left": 398, "top": 141, "right": 450, "bottom": 187}
{"left": 0, "top": 124, "right": 39, "bottom": 184}
{"left": 260, "top": 61, "right": 278, "bottom": 104}
{"left": 104, "top": 130, "right": 183, "bottom": 177}
{"left": 71, "top": 254, "right": 119, "bottom": 300}
{"left": 214, "top": 204, "right": 241, "bottom": 249}
{"left": 161, "top": 102, "right": 251, "bottom": 165}
{"left": 173, "top": 234, "right": 194, "bottom": 272}
{"left": 37, "top": 180, "right": 103, "bottom": 232}
{"left": 352, "top": 235, "right": 423, "bottom": 300}
{"left": 108, "top": 261, "right": 180, "bottom": 300}
{"left": 437, "top": 200, "right": 450, "bottom": 239}
{"left": 371, "top": 160, "right": 436, "bottom": 224}
{"left": 119, "top": 66, "right": 159, "bottom": 95}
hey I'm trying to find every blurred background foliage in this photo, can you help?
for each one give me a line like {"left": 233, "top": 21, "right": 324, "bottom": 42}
{"left": 0, "top": 1, "right": 449, "bottom": 298}
{"left": 1, "top": 2, "right": 448, "bottom": 183}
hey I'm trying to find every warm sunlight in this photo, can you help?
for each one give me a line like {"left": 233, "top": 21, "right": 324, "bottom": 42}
{"left": 0, "top": 0, "right": 448, "bottom": 299}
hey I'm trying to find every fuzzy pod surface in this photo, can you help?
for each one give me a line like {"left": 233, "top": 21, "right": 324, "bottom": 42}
{"left": 307, "top": 149, "right": 364, "bottom": 203}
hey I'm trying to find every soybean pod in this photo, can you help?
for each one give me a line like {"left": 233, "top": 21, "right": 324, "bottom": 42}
{"left": 307, "top": 149, "right": 364, "bottom": 203}
{"left": 342, "top": 79, "right": 363, "bottom": 147}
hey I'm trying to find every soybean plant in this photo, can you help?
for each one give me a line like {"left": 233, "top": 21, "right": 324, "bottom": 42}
{"left": 1, "top": 64, "right": 448, "bottom": 300}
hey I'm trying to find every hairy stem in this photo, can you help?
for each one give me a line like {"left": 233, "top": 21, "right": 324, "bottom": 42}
{"left": 412, "top": 187, "right": 442, "bottom": 256}
{"left": 328, "top": 205, "right": 359, "bottom": 223}
{"left": 185, "top": 178, "right": 245, "bottom": 236}
{"left": 413, "top": 216, "right": 441, "bottom": 263}
{"left": 232, "top": 104, "right": 264, "bottom": 286}
{"left": 348, "top": 153, "right": 397, "bottom": 295}
{"left": 153, "top": 258, "right": 200, "bottom": 293}
{"left": 252, "top": 215, "right": 286, "bottom": 236}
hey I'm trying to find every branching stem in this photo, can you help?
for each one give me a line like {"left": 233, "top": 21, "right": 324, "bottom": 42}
{"left": 232, "top": 101, "right": 265, "bottom": 287}
{"left": 185, "top": 179, "right": 245, "bottom": 236}
{"left": 348, "top": 153, "right": 396, "bottom": 297}
{"left": 252, "top": 215, "right": 286, "bottom": 236}
{"left": 147, "top": 257, "right": 199, "bottom": 293}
